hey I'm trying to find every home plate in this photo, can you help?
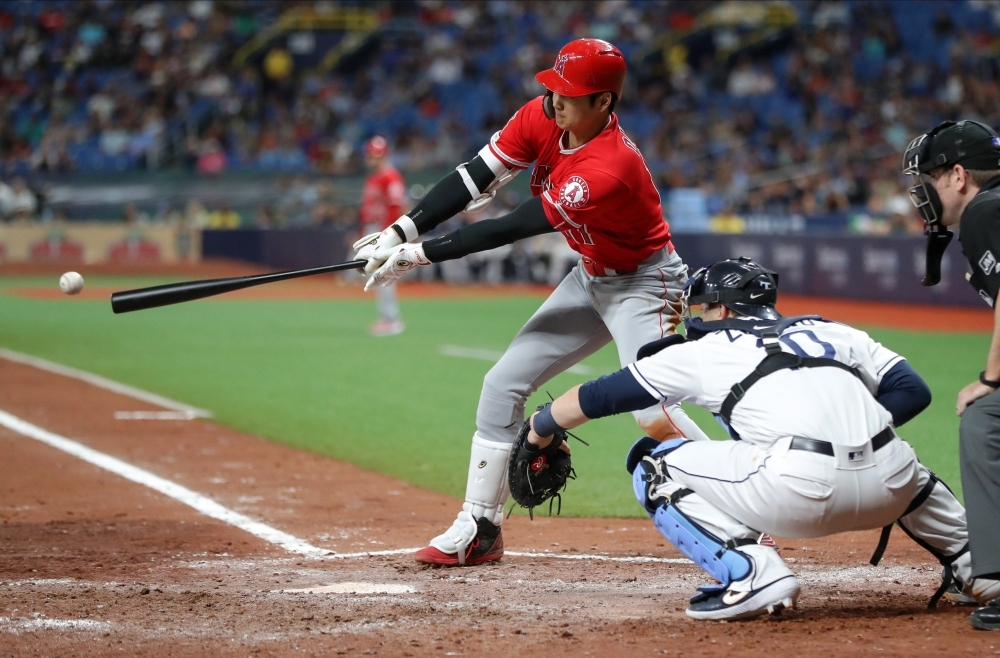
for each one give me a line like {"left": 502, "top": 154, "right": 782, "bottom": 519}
{"left": 282, "top": 582, "right": 416, "bottom": 594}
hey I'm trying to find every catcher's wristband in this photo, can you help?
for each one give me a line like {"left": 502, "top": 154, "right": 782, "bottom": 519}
{"left": 532, "top": 404, "right": 565, "bottom": 438}
{"left": 980, "top": 371, "right": 1000, "bottom": 389}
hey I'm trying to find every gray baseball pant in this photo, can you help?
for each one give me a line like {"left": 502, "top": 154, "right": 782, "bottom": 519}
{"left": 477, "top": 247, "right": 703, "bottom": 443}
{"left": 960, "top": 387, "right": 1000, "bottom": 578}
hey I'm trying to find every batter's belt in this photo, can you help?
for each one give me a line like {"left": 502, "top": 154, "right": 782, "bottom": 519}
{"left": 580, "top": 241, "right": 675, "bottom": 277}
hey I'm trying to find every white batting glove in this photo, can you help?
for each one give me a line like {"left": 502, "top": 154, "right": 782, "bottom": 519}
{"left": 364, "top": 243, "right": 430, "bottom": 291}
{"left": 353, "top": 227, "right": 403, "bottom": 274}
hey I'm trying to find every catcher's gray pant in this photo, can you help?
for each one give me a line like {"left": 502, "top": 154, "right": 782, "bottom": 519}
{"left": 960, "top": 388, "right": 1000, "bottom": 578}
{"left": 463, "top": 246, "right": 710, "bottom": 524}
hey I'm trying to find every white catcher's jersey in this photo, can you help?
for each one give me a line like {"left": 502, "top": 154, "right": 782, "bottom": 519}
{"left": 628, "top": 318, "right": 903, "bottom": 449}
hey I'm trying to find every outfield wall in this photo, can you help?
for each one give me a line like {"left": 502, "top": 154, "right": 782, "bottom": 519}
{"left": 670, "top": 234, "right": 983, "bottom": 308}
{"left": 201, "top": 228, "right": 984, "bottom": 308}
{"left": 0, "top": 223, "right": 201, "bottom": 264}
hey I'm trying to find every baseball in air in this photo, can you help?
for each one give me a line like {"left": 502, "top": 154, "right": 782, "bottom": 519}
{"left": 59, "top": 271, "right": 84, "bottom": 295}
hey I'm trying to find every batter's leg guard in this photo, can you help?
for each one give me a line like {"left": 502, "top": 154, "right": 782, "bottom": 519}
{"left": 417, "top": 433, "right": 511, "bottom": 567}
{"left": 882, "top": 465, "right": 1000, "bottom": 606}
{"left": 463, "top": 432, "right": 512, "bottom": 526}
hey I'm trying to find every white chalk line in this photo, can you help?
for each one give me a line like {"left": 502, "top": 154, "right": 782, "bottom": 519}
{"left": 0, "top": 408, "right": 328, "bottom": 558}
{"left": 113, "top": 411, "right": 199, "bottom": 420}
{"left": 440, "top": 345, "right": 593, "bottom": 375}
{"left": 281, "top": 582, "right": 416, "bottom": 594}
{"left": 0, "top": 348, "right": 212, "bottom": 418}
{"left": 0, "top": 616, "right": 112, "bottom": 633}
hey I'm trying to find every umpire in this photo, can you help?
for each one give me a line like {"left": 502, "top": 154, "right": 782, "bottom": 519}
{"left": 904, "top": 120, "right": 1000, "bottom": 630}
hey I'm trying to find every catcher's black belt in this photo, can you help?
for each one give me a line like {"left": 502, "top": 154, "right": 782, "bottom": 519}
{"left": 789, "top": 427, "right": 895, "bottom": 457}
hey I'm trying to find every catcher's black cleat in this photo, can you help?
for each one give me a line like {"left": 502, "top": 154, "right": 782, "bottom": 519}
{"left": 971, "top": 599, "right": 1000, "bottom": 631}
{"left": 414, "top": 516, "right": 504, "bottom": 567}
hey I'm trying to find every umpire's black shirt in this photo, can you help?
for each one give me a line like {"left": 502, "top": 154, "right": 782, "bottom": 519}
{"left": 960, "top": 176, "right": 1000, "bottom": 307}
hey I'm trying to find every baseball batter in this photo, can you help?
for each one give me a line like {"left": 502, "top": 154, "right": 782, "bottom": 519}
{"left": 523, "top": 258, "right": 1000, "bottom": 620}
{"left": 359, "top": 136, "right": 407, "bottom": 336}
{"left": 352, "top": 39, "right": 712, "bottom": 566}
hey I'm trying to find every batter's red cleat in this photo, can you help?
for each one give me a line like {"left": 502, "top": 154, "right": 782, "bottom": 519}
{"left": 415, "top": 514, "right": 504, "bottom": 567}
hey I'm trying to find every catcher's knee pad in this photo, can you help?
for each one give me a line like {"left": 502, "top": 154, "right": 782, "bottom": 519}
{"left": 652, "top": 503, "right": 752, "bottom": 587}
{"left": 629, "top": 437, "right": 688, "bottom": 513}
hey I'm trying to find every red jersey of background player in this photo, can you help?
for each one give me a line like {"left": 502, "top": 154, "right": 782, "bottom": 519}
{"left": 360, "top": 165, "right": 406, "bottom": 230}
{"left": 488, "top": 96, "right": 671, "bottom": 272}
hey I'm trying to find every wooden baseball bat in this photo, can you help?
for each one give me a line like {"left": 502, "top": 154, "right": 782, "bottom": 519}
{"left": 111, "top": 260, "right": 367, "bottom": 314}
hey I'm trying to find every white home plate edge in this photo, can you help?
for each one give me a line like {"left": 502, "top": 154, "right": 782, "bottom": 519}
{"left": 281, "top": 582, "right": 417, "bottom": 594}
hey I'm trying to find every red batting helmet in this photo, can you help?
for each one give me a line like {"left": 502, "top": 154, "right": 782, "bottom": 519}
{"left": 364, "top": 135, "right": 389, "bottom": 158}
{"left": 535, "top": 39, "right": 626, "bottom": 99}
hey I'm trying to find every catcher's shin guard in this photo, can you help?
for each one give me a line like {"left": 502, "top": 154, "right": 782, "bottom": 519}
{"left": 630, "top": 438, "right": 755, "bottom": 586}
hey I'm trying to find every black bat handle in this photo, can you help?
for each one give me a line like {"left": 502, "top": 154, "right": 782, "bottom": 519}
{"left": 111, "top": 260, "right": 367, "bottom": 314}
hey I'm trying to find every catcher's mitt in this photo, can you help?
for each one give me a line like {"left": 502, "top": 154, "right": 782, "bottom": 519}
{"left": 507, "top": 405, "right": 574, "bottom": 519}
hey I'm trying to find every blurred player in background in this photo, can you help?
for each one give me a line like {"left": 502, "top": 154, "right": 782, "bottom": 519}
{"left": 359, "top": 136, "right": 407, "bottom": 336}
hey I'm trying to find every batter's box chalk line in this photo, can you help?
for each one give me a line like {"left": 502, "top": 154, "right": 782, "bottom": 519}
{"left": 0, "top": 404, "right": 699, "bottom": 566}
{"left": 279, "top": 583, "right": 417, "bottom": 594}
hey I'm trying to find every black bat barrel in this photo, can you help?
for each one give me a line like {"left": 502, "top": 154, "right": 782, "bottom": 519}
{"left": 110, "top": 260, "right": 366, "bottom": 314}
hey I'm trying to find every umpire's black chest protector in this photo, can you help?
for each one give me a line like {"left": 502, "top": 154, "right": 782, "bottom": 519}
{"left": 959, "top": 177, "right": 1000, "bottom": 306}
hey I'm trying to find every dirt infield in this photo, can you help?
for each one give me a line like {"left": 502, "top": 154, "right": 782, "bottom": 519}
{"left": 1, "top": 355, "right": 996, "bottom": 656}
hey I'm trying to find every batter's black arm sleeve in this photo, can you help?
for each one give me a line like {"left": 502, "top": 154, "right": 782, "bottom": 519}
{"left": 578, "top": 368, "right": 659, "bottom": 419}
{"left": 875, "top": 360, "right": 931, "bottom": 427}
{"left": 421, "top": 196, "right": 554, "bottom": 263}
{"left": 406, "top": 156, "right": 497, "bottom": 236}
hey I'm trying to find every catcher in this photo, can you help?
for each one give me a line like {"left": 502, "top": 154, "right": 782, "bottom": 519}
{"left": 511, "top": 257, "right": 1000, "bottom": 621}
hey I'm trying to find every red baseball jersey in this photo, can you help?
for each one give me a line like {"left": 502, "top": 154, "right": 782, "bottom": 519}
{"left": 487, "top": 96, "right": 671, "bottom": 271}
{"left": 360, "top": 165, "right": 406, "bottom": 230}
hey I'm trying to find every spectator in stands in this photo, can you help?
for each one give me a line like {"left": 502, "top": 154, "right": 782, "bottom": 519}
{"left": 0, "top": 177, "right": 38, "bottom": 221}
{"left": 121, "top": 202, "right": 150, "bottom": 225}
{"left": 709, "top": 205, "right": 746, "bottom": 234}
{"left": 207, "top": 203, "right": 241, "bottom": 229}
{"left": 4, "top": 0, "right": 1000, "bottom": 237}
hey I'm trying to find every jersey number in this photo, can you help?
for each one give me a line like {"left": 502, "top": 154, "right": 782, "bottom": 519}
{"left": 561, "top": 225, "right": 595, "bottom": 246}
{"left": 778, "top": 330, "right": 836, "bottom": 359}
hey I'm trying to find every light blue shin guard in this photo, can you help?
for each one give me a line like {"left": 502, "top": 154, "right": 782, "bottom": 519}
{"left": 651, "top": 504, "right": 751, "bottom": 586}
{"left": 629, "top": 438, "right": 751, "bottom": 586}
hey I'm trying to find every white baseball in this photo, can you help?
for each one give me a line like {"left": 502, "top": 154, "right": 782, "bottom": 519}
{"left": 59, "top": 271, "right": 84, "bottom": 295}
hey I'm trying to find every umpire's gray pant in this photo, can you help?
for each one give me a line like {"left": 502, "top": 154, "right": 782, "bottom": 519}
{"left": 960, "top": 387, "right": 1000, "bottom": 578}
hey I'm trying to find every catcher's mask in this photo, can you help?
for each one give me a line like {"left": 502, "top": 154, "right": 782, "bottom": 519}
{"left": 903, "top": 120, "right": 1000, "bottom": 285}
{"left": 681, "top": 257, "right": 781, "bottom": 323}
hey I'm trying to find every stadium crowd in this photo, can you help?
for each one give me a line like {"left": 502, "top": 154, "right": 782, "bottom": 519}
{"left": 2, "top": 0, "right": 1000, "bottom": 234}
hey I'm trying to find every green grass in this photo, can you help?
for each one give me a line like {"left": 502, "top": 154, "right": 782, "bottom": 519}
{"left": 0, "top": 276, "right": 987, "bottom": 516}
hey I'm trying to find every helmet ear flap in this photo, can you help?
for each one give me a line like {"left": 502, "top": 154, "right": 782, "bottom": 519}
{"left": 543, "top": 91, "right": 555, "bottom": 119}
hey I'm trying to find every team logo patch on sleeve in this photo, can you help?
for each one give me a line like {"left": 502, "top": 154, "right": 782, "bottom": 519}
{"left": 979, "top": 250, "right": 997, "bottom": 275}
{"left": 559, "top": 176, "right": 590, "bottom": 209}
